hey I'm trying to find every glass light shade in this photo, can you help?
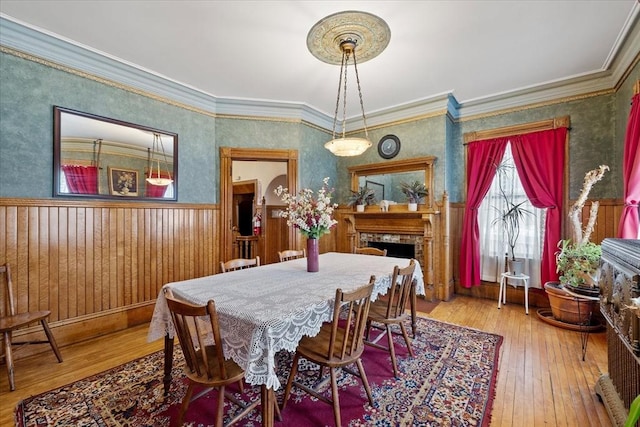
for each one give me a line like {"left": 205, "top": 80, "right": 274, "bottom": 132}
{"left": 324, "top": 137, "right": 372, "bottom": 157}
{"left": 146, "top": 177, "right": 173, "bottom": 186}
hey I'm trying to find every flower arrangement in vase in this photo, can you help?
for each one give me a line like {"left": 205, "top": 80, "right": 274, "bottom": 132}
{"left": 274, "top": 177, "right": 338, "bottom": 272}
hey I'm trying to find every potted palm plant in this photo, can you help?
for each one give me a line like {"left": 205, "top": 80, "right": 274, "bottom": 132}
{"left": 400, "top": 181, "right": 428, "bottom": 211}
{"left": 491, "top": 159, "right": 531, "bottom": 275}
{"left": 347, "top": 186, "right": 376, "bottom": 212}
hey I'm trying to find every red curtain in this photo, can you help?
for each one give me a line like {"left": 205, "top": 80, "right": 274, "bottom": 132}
{"left": 145, "top": 172, "right": 170, "bottom": 198}
{"left": 62, "top": 164, "right": 98, "bottom": 194}
{"left": 511, "top": 128, "right": 566, "bottom": 285}
{"left": 459, "top": 138, "right": 508, "bottom": 287}
{"left": 618, "top": 92, "right": 640, "bottom": 239}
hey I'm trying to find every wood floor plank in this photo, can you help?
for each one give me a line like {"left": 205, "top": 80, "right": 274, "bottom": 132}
{"left": 0, "top": 295, "right": 612, "bottom": 427}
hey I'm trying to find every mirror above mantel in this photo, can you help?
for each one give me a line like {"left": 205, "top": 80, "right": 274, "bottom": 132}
{"left": 348, "top": 156, "right": 436, "bottom": 209}
{"left": 53, "top": 106, "right": 178, "bottom": 201}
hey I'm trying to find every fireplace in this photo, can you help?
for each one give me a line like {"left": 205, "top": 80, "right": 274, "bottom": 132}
{"left": 368, "top": 241, "right": 414, "bottom": 258}
{"left": 359, "top": 233, "right": 423, "bottom": 264}
{"left": 341, "top": 201, "right": 452, "bottom": 301}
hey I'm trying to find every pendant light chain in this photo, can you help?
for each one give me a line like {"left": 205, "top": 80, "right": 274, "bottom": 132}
{"left": 331, "top": 40, "right": 369, "bottom": 141}
{"left": 331, "top": 48, "right": 346, "bottom": 140}
{"left": 340, "top": 48, "right": 350, "bottom": 139}
{"left": 351, "top": 48, "right": 370, "bottom": 141}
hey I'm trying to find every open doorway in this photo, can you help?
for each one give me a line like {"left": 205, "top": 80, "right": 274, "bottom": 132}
{"left": 232, "top": 179, "right": 258, "bottom": 236}
{"left": 220, "top": 147, "right": 298, "bottom": 266}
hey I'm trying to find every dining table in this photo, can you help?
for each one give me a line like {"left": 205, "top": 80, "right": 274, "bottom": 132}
{"left": 147, "top": 252, "right": 425, "bottom": 426}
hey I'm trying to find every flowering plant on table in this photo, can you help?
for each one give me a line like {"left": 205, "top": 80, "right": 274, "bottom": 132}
{"left": 274, "top": 177, "right": 338, "bottom": 239}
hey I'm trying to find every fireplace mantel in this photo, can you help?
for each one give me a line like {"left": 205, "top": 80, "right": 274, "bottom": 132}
{"left": 339, "top": 195, "right": 452, "bottom": 301}
{"left": 350, "top": 211, "right": 435, "bottom": 234}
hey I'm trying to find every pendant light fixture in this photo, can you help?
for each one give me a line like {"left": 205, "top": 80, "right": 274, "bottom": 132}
{"left": 307, "top": 11, "right": 390, "bottom": 157}
{"left": 146, "top": 133, "right": 173, "bottom": 186}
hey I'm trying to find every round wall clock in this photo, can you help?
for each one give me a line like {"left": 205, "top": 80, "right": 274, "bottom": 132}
{"left": 378, "top": 134, "right": 401, "bottom": 159}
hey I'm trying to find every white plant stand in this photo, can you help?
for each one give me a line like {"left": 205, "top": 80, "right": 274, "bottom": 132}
{"left": 498, "top": 272, "right": 530, "bottom": 315}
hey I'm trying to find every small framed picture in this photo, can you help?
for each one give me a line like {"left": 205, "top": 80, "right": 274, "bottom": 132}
{"left": 366, "top": 180, "right": 384, "bottom": 202}
{"left": 108, "top": 167, "right": 139, "bottom": 196}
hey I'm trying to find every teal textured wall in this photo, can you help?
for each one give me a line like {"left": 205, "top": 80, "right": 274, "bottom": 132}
{"left": 1, "top": 47, "right": 634, "bottom": 206}
{"left": 614, "top": 60, "right": 640, "bottom": 194}
{"left": 0, "top": 51, "right": 334, "bottom": 203}
{"left": 335, "top": 115, "right": 448, "bottom": 204}
{"left": 456, "top": 95, "right": 618, "bottom": 201}
{"left": 215, "top": 117, "right": 336, "bottom": 192}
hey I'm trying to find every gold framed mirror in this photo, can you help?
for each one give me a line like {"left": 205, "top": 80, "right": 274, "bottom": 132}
{"left": 348, "top": 156, "right": 436, "bottom": 208}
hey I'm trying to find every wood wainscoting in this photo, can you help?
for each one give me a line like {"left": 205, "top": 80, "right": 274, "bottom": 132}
{"left": 0, "top": 198, "right": 219, "bottom": 355}
{"left": 0, "top": 196, "right": 622, "bottom": 355}
{"left": 451, "top": 198, "right": 624, "bottom": 305}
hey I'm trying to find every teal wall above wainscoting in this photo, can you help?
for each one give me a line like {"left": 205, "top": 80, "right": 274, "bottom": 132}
{"left": 0, "top": 50, "right": 334, "bottom": 203}
{"left": 215, "top": 117, "right": 336, "bottom": 192}
{"left": 0, "top": 46, "right": 637, "bottom": 206}
{"left": 335, "top": 114, "right": 449, "bottom": 204}
{"left": 457, "top": 93, "right": 617, "bottom": 201}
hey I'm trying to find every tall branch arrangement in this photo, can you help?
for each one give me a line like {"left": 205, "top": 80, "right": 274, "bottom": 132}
{"left": 569, "top": 165, "right": 609, "bottom": 244}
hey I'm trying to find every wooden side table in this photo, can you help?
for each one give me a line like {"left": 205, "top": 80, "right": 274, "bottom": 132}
{"left": 498, "top": 272, "right": 530, "bottom": 314}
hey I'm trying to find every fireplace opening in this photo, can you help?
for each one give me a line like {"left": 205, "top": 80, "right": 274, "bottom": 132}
{"left": 368, "top": 241, "right": 415, "bottom": 259}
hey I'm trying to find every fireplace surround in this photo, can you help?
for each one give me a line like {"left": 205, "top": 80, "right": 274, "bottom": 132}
{"left": 342, "top": 156, "right": 451, "bottom": 301}
{"left": 361, "top": 233, "right": 422, "bottom": 261}
{"left": 339, "top": 201, "right": 451, "bottom": 301}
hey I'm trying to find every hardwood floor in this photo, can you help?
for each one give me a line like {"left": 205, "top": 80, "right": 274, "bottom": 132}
{"left": 0, "top": 295, "right": 611, "bottom": 426}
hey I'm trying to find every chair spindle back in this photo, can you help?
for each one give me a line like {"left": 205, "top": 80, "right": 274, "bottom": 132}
{"left": 165, "top": 289, "right": 227, "bottom": 381}
{"left": 385, "top": 259, "right": 417, "bottom": 319}
{"left": 327, "top": 277, "right": 375, "bottom": 360}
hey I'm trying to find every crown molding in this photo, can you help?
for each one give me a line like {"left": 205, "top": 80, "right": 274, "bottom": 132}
{"left": 0, "top": 14, "right": 332, "bottom": 130}
{"left": 457, "top": 70, "right": 616, "bottom": 118}
{"left": 1, "top": 9, "right": 638, "bottom": 129}
{"left": 213, "top": 97, "right": 333, "bottom": 129}
{"left": 607, "top": 2, "right": 640, "bottom": 83}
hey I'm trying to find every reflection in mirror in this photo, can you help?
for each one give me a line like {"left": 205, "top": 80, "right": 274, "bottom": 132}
{"left": 358, "top": 171, "right": 424, "bottom": 203}
{"left": 54, "top": 106, "right": 178, "bottom": 200}
{"left": 348, "top": 156, "right": 435, "bottom": 209}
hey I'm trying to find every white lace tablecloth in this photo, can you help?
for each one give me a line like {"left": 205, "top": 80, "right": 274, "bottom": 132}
{"left": 147, "top": 252, "right": 424, "bottom": 390}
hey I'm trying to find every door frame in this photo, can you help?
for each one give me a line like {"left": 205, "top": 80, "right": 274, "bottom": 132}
{"left": 220, "top": 147, "right": 298, "bottom": 263}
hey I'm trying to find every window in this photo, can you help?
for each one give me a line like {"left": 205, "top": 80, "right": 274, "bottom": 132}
{"left": 477, "top": 143, "right": 545, "bottom": 287}
{"left": 460, "top": 116, "right": 568, "bottom": 288}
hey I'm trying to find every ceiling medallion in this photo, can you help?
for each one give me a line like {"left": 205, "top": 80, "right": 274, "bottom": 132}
{"left": 307, "top": 11, "right": 390, "bottom": 157}
{"left": 307, "top": 11, "right": 391, "bottom": 65}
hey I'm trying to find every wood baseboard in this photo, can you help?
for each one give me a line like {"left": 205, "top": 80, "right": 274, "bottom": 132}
{"left": 2, "top": 302, "right": 155, "bottom": 359}
{"left": 454, "top": 281, "right": 551, "bottom": 308}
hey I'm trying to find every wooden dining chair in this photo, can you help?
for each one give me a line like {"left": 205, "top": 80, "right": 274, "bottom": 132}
{"left": 354, "top": 246, "right": 387, "bottom": 256}
{"left": 0, "top": 263, "right": 63, "bottom": 391}
{"left": 365, "top": 259, "right": 417, "bottom": 377}
{"left": 277, "top": 249, "right": 306, "bottom": 262}
{"left": 165, "top": 290, "right": 261, "bottom": 426}
{"left": 220, "top": 256, "right": 260, "bottom": 273}
{"left": 281, "top": 277, "right": 376, "bottom": 427}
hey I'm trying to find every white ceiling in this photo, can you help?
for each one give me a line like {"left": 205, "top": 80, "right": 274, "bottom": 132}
{"left": 1, "top": 1, "right": 638, "bottom": 119}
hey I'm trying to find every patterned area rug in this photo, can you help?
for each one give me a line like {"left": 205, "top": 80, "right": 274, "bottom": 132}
{"left": 16, "top": 317, "right": 502, "bottom": 426}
